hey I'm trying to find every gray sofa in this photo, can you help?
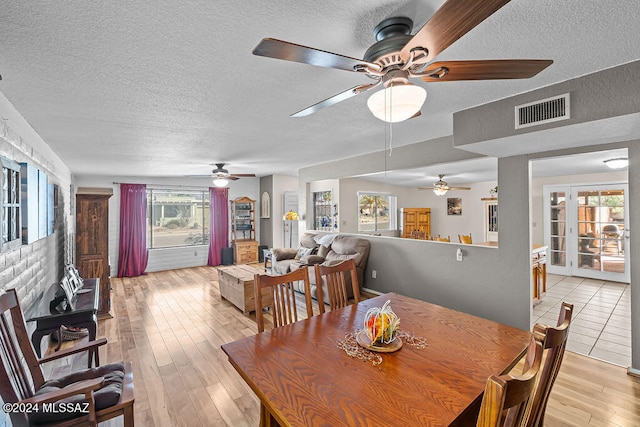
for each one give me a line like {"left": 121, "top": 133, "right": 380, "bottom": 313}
{"left": 271, "top": 233, "right": 371, "bottom": 303}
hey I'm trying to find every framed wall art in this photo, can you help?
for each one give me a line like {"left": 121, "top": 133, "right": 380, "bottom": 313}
{"left": 447, "top": 198, "right": 462, "bottom": 216}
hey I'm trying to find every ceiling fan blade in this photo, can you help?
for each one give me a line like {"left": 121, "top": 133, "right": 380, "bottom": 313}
{"left": 418, "top": 186, "right": 470, "bottom": 190}
{"left": 253, "top": 38, "right": 381, "bottom": 73}
{"left": 230, "top": 174, "right": 256, "bottom": 178}
{"left": 227, "top": 176, "right": 240, "bottom": 181}
{"left": 421, "top": 59, "right": 553, "bottom": 82}
{"left": 291, "top": 82, "right": 380, "bottom": 117}
{"left": 400, "top": 0, "right": 511, "bottom": 63}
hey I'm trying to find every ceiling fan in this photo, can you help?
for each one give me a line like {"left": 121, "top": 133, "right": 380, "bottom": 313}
{"left": 252, "top": 0, "right": 552, "bottom": 122}
{"left": 187, "top": 163, "right": 256, "bottom": 187}
{"left": 418, "top": 174, "right": 471, "bottom": 195}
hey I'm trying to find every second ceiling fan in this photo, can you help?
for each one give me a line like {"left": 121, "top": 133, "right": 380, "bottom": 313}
{"left": 253, "top": 0, "right": 552, "bottom": 122}
{"left": 418, "top": 174, "right": 471, "bottom": 196}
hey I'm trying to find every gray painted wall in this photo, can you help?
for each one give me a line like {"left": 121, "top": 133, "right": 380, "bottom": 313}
{"left": 628, "top": 143, "right": 639, "bottom": 372}
{"left": 453, "top": 61, "right": 640, "bottom": 152}
{"left": 454, "top": 61, "right": 640, "bottom": 153}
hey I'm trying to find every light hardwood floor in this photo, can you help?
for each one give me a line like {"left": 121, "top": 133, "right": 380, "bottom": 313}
{"left": 44, "top": 266, "right": 640, "bottom": 426}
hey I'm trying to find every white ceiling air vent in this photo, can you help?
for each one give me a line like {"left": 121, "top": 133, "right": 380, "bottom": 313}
{"left": 515, "top": 93, "right": 570, "bottom": 129}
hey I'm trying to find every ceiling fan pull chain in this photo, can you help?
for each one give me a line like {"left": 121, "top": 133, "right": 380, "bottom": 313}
{"left": 388, "top": 84, "right": 393, "bottom": 157}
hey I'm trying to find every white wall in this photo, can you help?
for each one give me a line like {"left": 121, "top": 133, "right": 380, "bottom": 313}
{"left": 420, "top": 180, "right": 496, "bottom": 243}
{"left": 337, "top": 177, "right": 419, "bottom": 236}
{"left": 273, "top": 175, "right": 299, "bottom": 248}
{"left": 330, "top": 176, "right": 496, "bottom": 243}
{"left": 74, "top": 175, "right": 260, "bottom": 274}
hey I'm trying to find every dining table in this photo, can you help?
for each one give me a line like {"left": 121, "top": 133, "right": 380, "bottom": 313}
{"left": 221, "top": 292, "right": 532, "bottom": 426}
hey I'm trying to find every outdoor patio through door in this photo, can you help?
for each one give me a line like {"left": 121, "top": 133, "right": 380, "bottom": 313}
{"left": 545, "top": 184, "right": 629, "bottom": 283}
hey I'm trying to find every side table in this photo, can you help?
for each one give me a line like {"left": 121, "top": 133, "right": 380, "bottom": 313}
{"left": 263, "top": 249, "right": 273, "bottom": 273}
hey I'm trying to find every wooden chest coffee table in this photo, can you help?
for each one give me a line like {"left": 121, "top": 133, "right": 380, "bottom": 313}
{"left": 217, "top": 264, "right": 271, "bottom": 315}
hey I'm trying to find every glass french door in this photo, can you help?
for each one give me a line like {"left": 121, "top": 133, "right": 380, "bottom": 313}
{"left": 545, "top": 184, "right": 629, "bottom": 282}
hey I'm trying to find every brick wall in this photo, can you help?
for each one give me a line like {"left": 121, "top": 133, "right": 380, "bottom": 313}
{"left": 0, "top": 109, "right": 73, "bottom": 308}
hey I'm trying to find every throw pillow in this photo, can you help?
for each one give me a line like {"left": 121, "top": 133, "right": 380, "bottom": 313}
{"left": 295, "top": 246, "right": 313, "bottom": 260}
{"left": 317, "top": 244, "right": 330, "bottom": 258}
{"left": 315, "top": 233, "right": 338, "bottom": 247}
{"left": 299, "top": 233, "right": 318, "bottom": 249}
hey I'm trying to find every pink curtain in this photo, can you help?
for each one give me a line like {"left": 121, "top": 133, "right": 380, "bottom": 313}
{"left": 117, "top": 184, "right": 149, "bottom": 277}
{"left": 208, "top": 187, "right": 229, "bottom": 266}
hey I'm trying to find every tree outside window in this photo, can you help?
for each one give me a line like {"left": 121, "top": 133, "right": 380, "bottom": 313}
{"left": 147, "top": 190, "right": 210, "bottom": 248}
{"left": 358, "top": 192, "right": 397, "bottom": 232}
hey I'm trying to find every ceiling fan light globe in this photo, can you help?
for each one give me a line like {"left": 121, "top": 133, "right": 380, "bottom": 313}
{"left": 367, "top": 84, "right": 426, "bottom": 123}
{"left": 213, "top": 178, "right": 228, "bottom": 187}
{"left": 433, "top": 187, "right": 448, "bottom": 196}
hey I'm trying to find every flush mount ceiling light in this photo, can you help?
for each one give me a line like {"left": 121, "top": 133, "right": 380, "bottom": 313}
{"left": 213, "top": 178, "right": 228, "bottom": 187}
{"left": 604, "top": 158, "right": 628, "bottom": 169}
{"left": 367, "top": 71, "right": 427, "bottom": 123}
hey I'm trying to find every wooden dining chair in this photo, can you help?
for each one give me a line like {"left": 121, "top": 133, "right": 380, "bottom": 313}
{"left": 525, "top": 302, "right": 573, "bottom": 427}
{"left": 0, "top": 288, "right": 134, "bottom": 427}
{"left": 458, "top": 233, "right": 472, "bottom": 244}
{"left": 436, "top": 235, "right": 451, "bottom": 242}
{"left": 476, "top": 334, "right": 544, "bottom": 427}
{"left": 314, "top": 258, "right": 360, "bottom": 314}
{"left": 254, "top": 267, "right": 314, "bottom": 333}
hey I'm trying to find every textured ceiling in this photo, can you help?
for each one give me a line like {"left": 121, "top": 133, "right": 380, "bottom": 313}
{"left": 1, "top": 1, "right": 639, "bottom": 180}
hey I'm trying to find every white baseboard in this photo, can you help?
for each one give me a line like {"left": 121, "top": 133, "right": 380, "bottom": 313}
{"left": 362, "top": 287, "right": 383, "bottom": 296}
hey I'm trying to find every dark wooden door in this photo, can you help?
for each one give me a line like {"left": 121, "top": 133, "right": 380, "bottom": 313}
{"left": 76, "top": 193, "right": 111, "bottom": 316}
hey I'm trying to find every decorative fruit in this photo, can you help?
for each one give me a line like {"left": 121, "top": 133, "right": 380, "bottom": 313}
{"left": 364, "top": 300, "right": 399, "bottom": 345}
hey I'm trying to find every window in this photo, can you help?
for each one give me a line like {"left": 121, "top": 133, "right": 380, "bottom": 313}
{"left": 358, "top": 192, "right": 397, "bottom": 232}
{"left": 1, "top": 157, "right": 21, "bottom": 247}
{"left": 313, "top": 191, "right": 334, "bottom": 231}
{"left": 147, "top": 189, "right": 210, "bottom": 248}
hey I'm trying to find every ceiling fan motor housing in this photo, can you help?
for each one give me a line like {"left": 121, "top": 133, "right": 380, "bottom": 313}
{"left": 364, "top": 17, "right": 414, "bottom": 67}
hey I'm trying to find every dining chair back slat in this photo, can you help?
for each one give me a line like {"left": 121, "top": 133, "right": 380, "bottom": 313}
{"left": 458, "top": 233, "right": 472, "bottom": 244}
{"left": 314, "top": 259, "right": 360, "bottom": 314}
{"left": 526, "top": 302, "right": 573, "bottom": 427}
{"left": 476, "top": 334, "right": 543, "bottom": 427}
{"left": 254, "top": 267, "right": 313, "bottom": 333}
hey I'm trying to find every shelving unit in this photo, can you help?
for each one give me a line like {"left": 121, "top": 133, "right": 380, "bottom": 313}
{"left": 231, "top": 196, "right": 258, "bottom": 264}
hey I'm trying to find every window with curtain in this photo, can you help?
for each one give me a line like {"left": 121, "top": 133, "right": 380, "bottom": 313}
{"left": 146, "top": 189, "right": 210, "bottom": 248}
{"left": 357, "top": 192, "right": 397, "bottom": 232}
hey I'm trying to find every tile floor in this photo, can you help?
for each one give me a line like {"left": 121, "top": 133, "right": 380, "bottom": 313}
{"left": 532, "top": 274, "right": 631, "bottom": 367}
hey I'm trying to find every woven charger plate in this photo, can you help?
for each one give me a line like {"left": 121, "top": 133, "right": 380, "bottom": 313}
{"left": 356, "top": 330, "right": 403, "bottom": 353}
